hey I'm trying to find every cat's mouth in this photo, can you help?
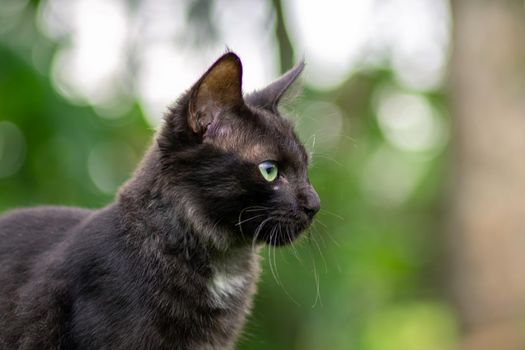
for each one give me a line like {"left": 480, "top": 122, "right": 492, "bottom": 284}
{"left": 263, "top": 221, "right": 310, "bottom": 246}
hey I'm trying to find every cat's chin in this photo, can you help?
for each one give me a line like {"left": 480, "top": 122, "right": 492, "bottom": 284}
{"left": 262, "top": 222, "right": 311, "bottom": 247}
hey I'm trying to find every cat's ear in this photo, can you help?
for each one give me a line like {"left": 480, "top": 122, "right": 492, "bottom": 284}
{"left": 188, "top": 52, "right": 244, "bottom": 135}
{"left": 245, "top": 60, "right": 305, "bottom": 112}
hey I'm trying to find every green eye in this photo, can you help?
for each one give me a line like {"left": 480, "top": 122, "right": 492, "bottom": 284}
{"left": 258, "top": 161, "right": 278, "bottom": 182}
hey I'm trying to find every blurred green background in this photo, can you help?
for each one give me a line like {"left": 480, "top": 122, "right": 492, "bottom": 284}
{"left": 2, "top": 0, "right": 524, "bottom": 349}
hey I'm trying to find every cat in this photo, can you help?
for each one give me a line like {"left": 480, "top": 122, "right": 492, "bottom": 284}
{"left": 0, "top": 52, "right": 320, "bottom": 350}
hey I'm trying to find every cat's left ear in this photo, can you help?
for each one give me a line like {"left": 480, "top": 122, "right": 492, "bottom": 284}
{"left": 188, "top": 52, "right": 244, "bottom": 135}
{"left": 245, "top": 60, "right": 305, "bottom": 112}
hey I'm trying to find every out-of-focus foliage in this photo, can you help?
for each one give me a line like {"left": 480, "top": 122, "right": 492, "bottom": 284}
{"left": 0, "top": 1, "right": 458, "bottom": 349}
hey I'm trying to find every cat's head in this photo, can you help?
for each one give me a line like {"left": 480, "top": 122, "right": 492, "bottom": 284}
{"left": 158, "top": 52, "right": 319, "bottom": 248}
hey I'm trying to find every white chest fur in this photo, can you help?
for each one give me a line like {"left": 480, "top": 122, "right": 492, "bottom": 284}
{"left": 207, "top": 247, "right": 259, "bottom": 309}
{"left": 208, "top": 272, "right": 247, "bottom": 308}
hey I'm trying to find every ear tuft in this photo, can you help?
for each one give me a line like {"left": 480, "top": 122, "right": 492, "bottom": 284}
{"left": 188, "top": 52, "right": 244, "bottom": 135}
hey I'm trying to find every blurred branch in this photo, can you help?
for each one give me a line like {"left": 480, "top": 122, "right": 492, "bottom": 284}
{"left": 270, "top": 0, "right": 294, "bottom": 72}
{"left": 186, "top": 0, "right": 218, "bottom": 46}
{"left": 29, "top": 0, "right": 41, "bottom": 7}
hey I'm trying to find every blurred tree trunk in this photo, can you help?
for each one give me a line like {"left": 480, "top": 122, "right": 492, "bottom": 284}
{"left": 270, "top": 0, "right": 294, "bottom": 73}
{"left": 449, "top": 1, "right": 525, "bottom": 349}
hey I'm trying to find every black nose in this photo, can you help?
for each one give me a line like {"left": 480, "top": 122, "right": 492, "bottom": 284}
{"left": 299, "top": 187, "right": 320, "bottom": 219}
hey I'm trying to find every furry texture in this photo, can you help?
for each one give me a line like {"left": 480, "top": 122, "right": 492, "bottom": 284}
{"left": 0, "top": 52, "right": 320, "bottom": 350}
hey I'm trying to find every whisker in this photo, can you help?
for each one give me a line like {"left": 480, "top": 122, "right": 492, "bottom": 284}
{"left": 283, "top": 224, "right": 302, "bottom": 264}
{"left": 314, "top": 219, "right": 340, "bottom": 247}
{"left": 269, "top": 226, "right": 300, "bottom": 306}
{"left": 238, "top": 205, "right": 270, "bottom": 242}
{"left": 306, "top": 231, "right": 323, "bottom": 308}
{"left": 318, "top": 209, "right": 344, "bottom": 221}
{"left": 310, "top": 154, "right": 343, "bottom": 167}
{"left": 314, "top": 220, "right": 328, "bottom": 229}
{"left": 244, "top": 208, "right": 271, "bottom": 213}
{"left": 267, "top": 229, "right": 280, "bottom": 286}
{"left": 251, "top": 217, "right": 272, "bottom": 252}
{"left": 235, "top": 214, "right": 266, "bottom": 226}
{"left": 312, "top": 260, "right": 322, "bottom": 308}
{"left": 314, "top": 229, "right": 329, "bottom": 274}
{"left": 272, "top": 235, "right": 283, "bottom": 286}
{"left": 312, "top": 221, "right": 343, "bottom": 273}
{"left": 311, "top": 222, "right": 330, "bottom": 248}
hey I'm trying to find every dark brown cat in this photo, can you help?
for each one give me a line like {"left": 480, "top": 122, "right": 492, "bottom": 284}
{"left": 0, "top": 52, "right": 320, "bottom": 350}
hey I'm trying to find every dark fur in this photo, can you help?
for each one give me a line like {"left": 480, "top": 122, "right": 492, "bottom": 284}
{"left": 0, "top": 53, "right": 320, "bottom": 350}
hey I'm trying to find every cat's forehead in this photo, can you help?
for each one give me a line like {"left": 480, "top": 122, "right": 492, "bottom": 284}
{"left": 245, "top": 125, "right": 306, "bottom": 165}
{"left": 263, "top": 118, "right": 307, "bottom": 164}
{"left": 209, "top": 108, "right": 308, "bottom": 167}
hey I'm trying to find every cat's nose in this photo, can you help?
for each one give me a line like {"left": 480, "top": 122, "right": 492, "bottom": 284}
{"left": 299, "top": 186, "right": 320, "bottom": 219}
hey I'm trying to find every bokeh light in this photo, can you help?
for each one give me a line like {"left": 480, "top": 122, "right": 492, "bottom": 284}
{"left": 87, "top": 140, "right": 138, "bottom": 194}
{"left": 284, "top": 0, "right": 374, "bottom": 89}
{"left": 374, "top": 86, "right": 448, "bottom": 157}
{"left": 360, "top": 145, "right": 427, "bottom": 205}
{"left": 284, "top": 0, "right": 450, "bottom": 91}
{"left": 361, "top": 302, "right": 458, "bottom": 350}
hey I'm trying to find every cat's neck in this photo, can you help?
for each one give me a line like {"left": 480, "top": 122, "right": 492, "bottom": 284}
{"left": 117, "top": 150, "right": 260, "bottom": 308}
{"left": 118, "top": 144, "right": 243, "bottom": 257}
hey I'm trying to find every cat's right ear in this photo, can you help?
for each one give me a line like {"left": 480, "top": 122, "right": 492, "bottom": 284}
{"left": 188, "top": 52, "right": 244, "bottom": 136}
